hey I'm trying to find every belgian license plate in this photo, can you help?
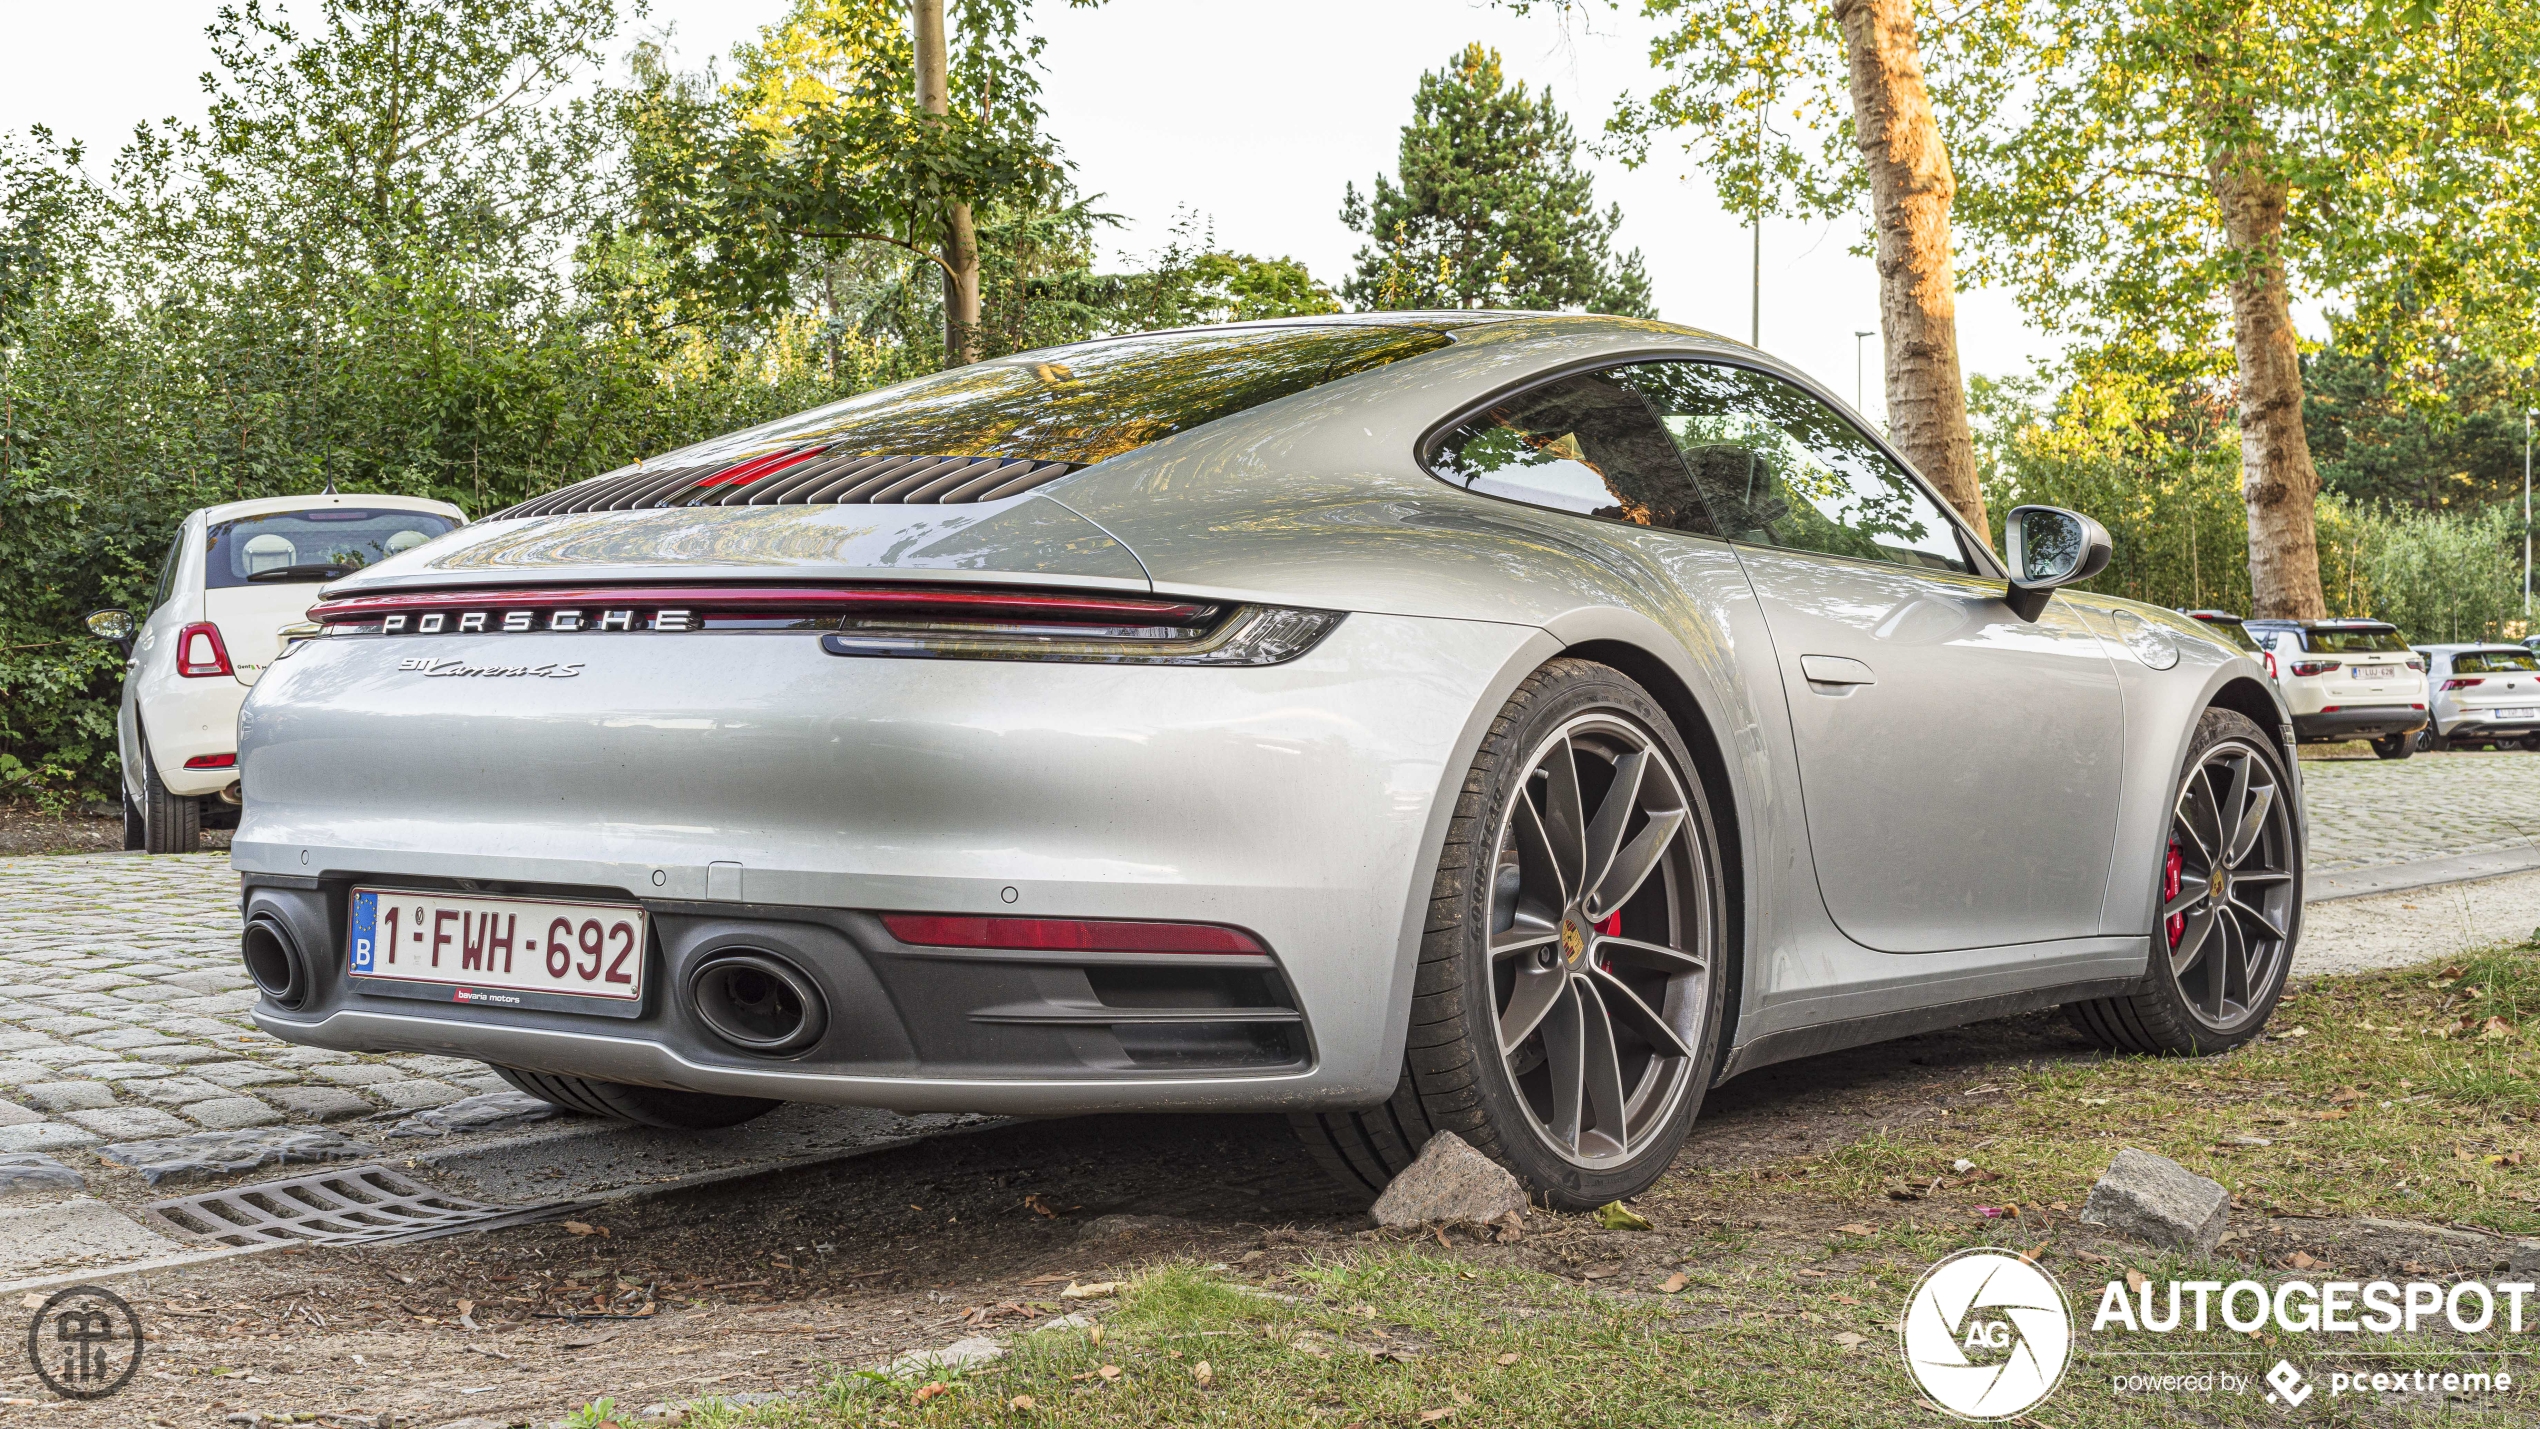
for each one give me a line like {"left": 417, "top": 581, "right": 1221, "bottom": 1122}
{"left": 349, "top": 887, "right": 646, "bottom": 1016}
{"left": 2355, "top": 665, "right": 2395, "bottom": 680}
{"left": 2496, "top": 707, "right": 2539, "bottom": 721}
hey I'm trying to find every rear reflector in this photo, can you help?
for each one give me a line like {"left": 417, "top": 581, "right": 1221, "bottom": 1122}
{"left": 184, "top": 753, "right": 237, "bottom": 770}
{"left": 176, "top": 622, "right": 235, "bottom": 678}
{"left": 881, "top": 914, "right": 1265, "bottom": 955}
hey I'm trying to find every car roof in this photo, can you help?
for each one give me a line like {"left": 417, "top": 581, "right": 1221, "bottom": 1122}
{"left": 2244, "top": 617, "right": 2398, "bottom": 631}
{"left": 2180, "top": 609, "right": 2245, "bottom": 622}
{"left": 2419, "top": 643, "right": 2530, "bottom": 654}
{"left": 194, "top": 492, "right": 469, "bottom": 524}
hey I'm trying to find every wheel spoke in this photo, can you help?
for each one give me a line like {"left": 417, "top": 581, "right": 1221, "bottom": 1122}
{"left": 1576, "top": 983, "right": 1630, "bottom": 1156}
{"left": 1539, "top": 983, "right": 1588, "bottom": 1153}
{"left": 1590, "top": 808, "right": 1687, "bottom": 919}
{"left": 2170, "top": 904, "right": 2219, "bottom": 976}
{"left": 2217, "top": 912, "right": 2247, "bottom": 1019}
{"left": 2231, "top": 869, "right": 2294, "bottom": 886}
{"left": 2160, "top": 872, "right": 2212, "bottom": 921}
{"left": 2207, "top": 912, "right": 2238, "bottom": 1020}
{"left": 2215, "top": 754, "right": 2253, "bottom": 858}
{"left": 2229, "top": 898, "right": 2286, "bottom": 941}
{"left": 1491, "top": 906, "right": 1561, "bottom": 959}
{"left": 1588, "top": 965, "right": 1694, "bottom": 1060}
{"left": 1580, "top": 749, "right": 1648, "bottom": 908}
{"left": 1499, "top": 964, "right": 1568, "bottom": 1055}
{"left": 2225, "top": 782, "right": 2275, "bottom": 866}
{"left": 1510, "top": 787, "right": 1571, "bottom": 907}
{"left": 1536, "top": 737, "right": 1588, "bottom": 899}
{"left": 1598, "top": 935, "right": 1705, "bottom": 975}
{"left": 2171, "top": 789, "right": 2217, "bottom": 869}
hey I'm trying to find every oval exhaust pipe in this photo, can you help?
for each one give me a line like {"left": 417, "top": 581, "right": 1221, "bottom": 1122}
{"left": 689, "top": 951, "right": 828, "bottom": 1054}
{"left": 241, "top": 914, "right": 314, "bottom": 1010}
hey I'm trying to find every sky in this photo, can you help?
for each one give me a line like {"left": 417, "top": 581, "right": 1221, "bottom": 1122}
{"left": 0, "top": 0, "right": 2065, "bottom": 418}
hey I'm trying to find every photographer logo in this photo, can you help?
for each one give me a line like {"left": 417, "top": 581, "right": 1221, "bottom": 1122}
{"left": 22, "top": 1285, "right": 141, "bottom": 1401}
{"left": 1902, "top": 1249, "right": 2072, "bottom": 1420}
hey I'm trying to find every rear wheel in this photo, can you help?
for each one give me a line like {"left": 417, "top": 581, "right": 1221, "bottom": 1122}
{"left": 2417, "top": 727, "right": 2448, "bottom": 754}
{"left": 1291, "top": 659, "right": 1728, "bottom": 1211}
{"left": 2068, "top": 709, "right": 2299, "bottom": 1055}
{"left": 136, "top": 727, "right": 200, "bottom": 854}
{"left": 2370, "top": 733, "right": 2413, "bottom": 761}
{"left": 491, "top": 1066, "right": 780, "bottom": 1131}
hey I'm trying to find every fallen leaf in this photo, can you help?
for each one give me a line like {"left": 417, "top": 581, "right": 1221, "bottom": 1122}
{"left": 1292, "top": 1337, "right": 1332, "bottom": 1359}
{"left": 2020, "top": 1243, "right": 2048, "bottom": 1264}
{"left": 2288, "top": 1252, "right": 2319, "bottom": 1269}
{"left": 1830, "top": 1294, "right": 1862, "bottom": 1305}
{"left": 1024, "top": 1194, "right": 1056, "bottom": 1219}
{"left": 1097, "top": 1364, "right": 1122, "bottom": 1381}
{"left": 2482, "top": 1017, "right": 2515, "bottom": 1040}
{"left": 1595, "top": 1201, "right": 1652, "bottom": 1231}
{"left": 1834, "top": 1332, "right": 1865, "bottom": 1348}
{"left": 1191, "top": 1361, "right": 1214, "bottom": 1388}
{"left": 1495, "top": 1351, "right": 1521, "bottom": 1365}
{"left": 1578, "top": 1265, "right": 1620, "bottom": 1280}
{"left": 454, "top": 1300, "right": 474, "bottom": 1317}
{"left": 2489, "top": 1152, "right": 2525, "bottom": 1167}
{"left": 1061, "top": 1281, "right": 1121, "bottom": 1300}
{"left": 2457, "top": 1146, "right": 2477, "bottom": 1161}
{"left": 1796, "top": 1268, "right": 1828, "bottom": 1278}
{"left": 1009, "top": 1394, "right": 1036, "bottom": 1410}
{"left": 1020, "top": 1273, "right": 1074, "bottom": 1286}
{"left": 1660, "top": 1273, "right": 1688, "bottom": 1294}
{"left": 1088, "top": 1325, "right": 1104, "bottom": 1346}
{"left": 15, "top": 1294, "right": 40, "bottom": 1310}
{"left": 2311, "top": 1109, "right": 2347, "bottom": 1121}
{"left": 913, "top": 1382, "right": 950, "bottom": 1403}
{"left": 2125, "top": 1269, "right": 2148, "bottom": 1292}
{"left": 562, "top": 1221, "right": 608, "bottom": 1238}
{"left": 1418, "top": 1410, "right": 1457, "bottom": 1423}
{"left": 1837, "top": 1223, "right": 1876, "bottom": 1236}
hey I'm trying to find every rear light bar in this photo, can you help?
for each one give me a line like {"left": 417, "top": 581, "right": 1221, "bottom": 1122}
{"left": 2444, "top": 678, "right": 2484, "bottom": 690}
{"left": 2289, "top": 659, "right": 2340, "bottom": 677}
{"left": 309, "top": 585, "right": 1210, "bottom": 627}
{"left": 881, "top": 914, "right": 1266, "bottom": 955}
{"left": 176, "top": 623, "right": 234, "bottom": 678}
{"left": 183, "top": 753, "right": 236, "bottom": 770}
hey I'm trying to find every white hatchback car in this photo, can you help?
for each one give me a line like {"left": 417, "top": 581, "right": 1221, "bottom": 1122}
{"left": 2242, "top": 618, "right": 2429, "bottom": 760}
{"left": 2417, "top": 644, "right": 2540, "bottom": 751}
{"left": 87, "top": 494, "right": 466, "bottom": 851}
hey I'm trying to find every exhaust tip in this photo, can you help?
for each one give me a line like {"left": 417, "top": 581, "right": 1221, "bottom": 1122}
{"left": 689, "top": 951, "right": 828, "bottom": 1054}
{"left": 242, "top": 914, "right": 312, "bottom": 1009}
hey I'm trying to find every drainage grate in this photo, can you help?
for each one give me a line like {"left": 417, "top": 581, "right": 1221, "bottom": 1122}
{"left": 145, "top": 1164, "right": 575, "bottom": 1248}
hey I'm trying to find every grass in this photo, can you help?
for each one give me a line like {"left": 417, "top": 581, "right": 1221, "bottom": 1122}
{"left": 645, "top": 944, "right": 2540, "bottom": 1427}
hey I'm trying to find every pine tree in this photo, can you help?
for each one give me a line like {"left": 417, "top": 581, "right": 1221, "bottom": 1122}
{"left": 1341, "top": 45, "right": 1653, "bottom": 317}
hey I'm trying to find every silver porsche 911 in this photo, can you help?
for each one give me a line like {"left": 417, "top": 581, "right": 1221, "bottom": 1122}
{"left": 235, "top": 314, "right": 2302, "bottom": 1207}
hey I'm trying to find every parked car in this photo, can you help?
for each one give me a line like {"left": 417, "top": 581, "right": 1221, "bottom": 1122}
{"left": 2181, "top": 610, "right": 2275, "bottom": 677}
{"left": 2241, "top": 617, "right": 2428, "bottom": 759}
{"left": 231, "top": 315, "right": 2301, "bottom": 1207}
{"left": 86, "top": 493, "right": 467, "bottom": 852}
{"left": 2416, "top": 643, "right": 2540, "bottom": 752}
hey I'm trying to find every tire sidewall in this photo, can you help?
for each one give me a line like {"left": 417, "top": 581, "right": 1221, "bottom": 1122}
{"left": 1451, "top": 661, "right": 1729, "bottom": 1208}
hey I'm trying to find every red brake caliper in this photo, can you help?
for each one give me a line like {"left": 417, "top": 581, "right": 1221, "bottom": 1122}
{"left": 2162, "top": 839, "right": 2185, "bottom": 949}
{"left": 1597, "top": 910, "right": 1621, "bottom": 970}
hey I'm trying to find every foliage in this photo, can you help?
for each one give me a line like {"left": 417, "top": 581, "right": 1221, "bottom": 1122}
{"left": 2306, "top": 329, "right": 2534, "bottom": 515}
{"left": 2354, "top": 501, "right": 2523, "bottom": 646}
{"left": 1341, "top": 43, "right": 1653, "bottom": 317}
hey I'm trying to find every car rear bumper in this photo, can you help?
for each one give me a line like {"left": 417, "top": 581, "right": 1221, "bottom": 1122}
{"left": 2291, "top": 707, "right": 2427, "bottom": 741}
{"left": 232, "top": 612, "right": 1546, "bottom": 1112}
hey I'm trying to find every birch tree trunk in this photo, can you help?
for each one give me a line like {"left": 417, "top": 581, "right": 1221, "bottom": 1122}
{"left": 1832, "top": 0, "right": 1986, "bottom": 539}
{"left": 913, "top": 0, "right": 980, "bottom": 365}
{"left": 2208, "top": 146, "right": 2327, "bottom": 619}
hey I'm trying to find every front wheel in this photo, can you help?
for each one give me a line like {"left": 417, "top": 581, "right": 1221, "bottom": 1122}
{"left": 2370, "top": 733, "right": 2413, "bottom": 761}
{"left": 1291, "top": 659, "right": 1728, "bottom": 1210}
{"left": 2417, "top": 727, "right": 2448, "bottom": 754}
{"left": 492, "top": 1066, "right": 780, "bottom": 1130}
{"left": 2068, "top": 709, "right": 2299, "bottom": 1055}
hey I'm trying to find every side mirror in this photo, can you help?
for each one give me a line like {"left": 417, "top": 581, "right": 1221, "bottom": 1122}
{"left": 85, "top": 609, "right": 135, "bottom": 646}
{"left": 2001, "top": 505, "right": 2112, "bottom": 622}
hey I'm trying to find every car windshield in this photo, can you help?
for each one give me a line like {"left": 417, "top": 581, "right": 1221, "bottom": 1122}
{"left": 714, "top": 322, "right": 1462, "bottom": 466}
{"left": 2306, "top": 627, "right": 2411, "bottom": 654}
{"left": 2454, "top": 650, "right": 2540, "bottom": 674}
{"left": 205, "top": 509, "right": 457, "bottom": 588}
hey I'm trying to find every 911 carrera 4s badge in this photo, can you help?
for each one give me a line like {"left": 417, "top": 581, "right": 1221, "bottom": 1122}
{"left": 395, "top": 657, "right": 583, "bottom": 678}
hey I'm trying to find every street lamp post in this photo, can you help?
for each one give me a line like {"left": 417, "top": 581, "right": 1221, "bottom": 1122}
{"left": 1854, "top": 330, "right": 1875, "bottom": 414}
{"left": 2524, "top": 407, "right": 2532, "bottom": 621}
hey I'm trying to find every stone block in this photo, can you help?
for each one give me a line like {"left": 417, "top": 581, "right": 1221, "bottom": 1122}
{"left": 0, "top": 1032, "right": 57, "bottom": 1052}
{"left": 0, "top": 1103, "right": 43, "bottom": 1127}
{"left": 190, "top": 1061, "right": 298, "bottom": 1089}
{"left": 20, "top": 1082, "right": 116, "bottom": 1114}
{"left": 87, "top": 1062, "right": 177, "bottom": 1082}
{"left": 0, "top": 1123, "right": 100, "bottom": 1154}
{"left": 311, "top": 1063, "right": 406, "bottom": 1087}
{"left": 0, "top": 1154, "right": 84, "bottom": 1199}
{"left": 264, "top": 1048, "right": 356, "bottom": 1068}
{"left": 385, "top": 1091, "right": 559, "bottom": 1138}
{"left": 386, "top": 1055, "right": 486, "bottom": 1077}
{"left": 180, "top": 1097, "right": 284, "bottom": 1130}
{"left": 94, "top": 1127, "right": 378, "bottom": 1185}
{"left": 132, "top": 1078, "right": 229, "bottom": 1107}
{"left": 71, "top": 1028, "right": 177, "bottom": 1050}
{"left": 1369, "top": 1131, "right": 1530, "bottom": 1227}
{"left": 2081, "top": 1147, "right": 2229, "bottom": 1254}
{"left": 124, "top": 1045, "right": 225, "bottom": 1066}
{"left": 260, "top": 1087, "right": 375, "bottom": 1122}
{"left": 369, "top": 1079, "right": 464, "bottom": 1110}
{"left": 0, "top": 1061, "right": 56, "bottom": 1087}
{"left": 64, "top": 1106, "right": 194, "bottom": 1141}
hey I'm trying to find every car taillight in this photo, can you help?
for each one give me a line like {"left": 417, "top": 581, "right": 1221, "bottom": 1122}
{"left": 880, "top": 914, "right": 1266, "bottom": 955}
{"left": 183, "top": 753, "right": 236, "bottom": 769}
{"left": 2263, "top": 651, "right": 2278, "bottom": 679}
{"left": 822, "top": 599, "right": 1341, "bottom": 666}
{"left": 2444, "top": 678, "right": 2484, "bottom": 690}
{"left": 2406, "top": 659, "right": 2425, "bottom": 672}
{"left": 2289, "top": 659, "right": 2339, "bottom": 677}
{"left": 176, "top": 623, "right": 234, "bottom": 678}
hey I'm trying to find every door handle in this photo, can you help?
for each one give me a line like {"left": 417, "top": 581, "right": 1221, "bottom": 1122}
{"left": 1799, "top": 655, "right": 1876, "bottom": 690}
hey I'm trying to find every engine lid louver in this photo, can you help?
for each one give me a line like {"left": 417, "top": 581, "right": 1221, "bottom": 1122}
{"left": 489, "top": 447, "right": 1078, "bottom": 522}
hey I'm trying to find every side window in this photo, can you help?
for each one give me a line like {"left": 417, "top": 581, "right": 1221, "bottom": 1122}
{"left": 1617, "top": 361, "right": 1972, "bottom": 573}
{"left": 1428, "top": 370, "right": 1717, "bottom": 535}
{"left": 152, "top": 528, "right": 184, "bottom": 613}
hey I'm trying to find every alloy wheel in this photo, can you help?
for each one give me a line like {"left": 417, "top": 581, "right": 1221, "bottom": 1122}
{"left": 1488, "top": 714, "right": 1711, "bottom": 1168}
{"left": 2163, "top": 738, "right": 2296, "bottom": 1032}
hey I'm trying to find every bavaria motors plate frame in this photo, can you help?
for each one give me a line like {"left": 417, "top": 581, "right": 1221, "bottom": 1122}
{"left": 347, "top": 886, "right": 650, "bottom": 1019}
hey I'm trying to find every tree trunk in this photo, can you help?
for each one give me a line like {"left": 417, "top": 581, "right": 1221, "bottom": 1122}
{"left": 1832, "top": 0, "right": 1986, "bottom": 539}
{"left": 913, "top": 0, "right": 980, "bottom": 366}
{"left": 2207, "top": 146, "right": 2327, "bottom": 620}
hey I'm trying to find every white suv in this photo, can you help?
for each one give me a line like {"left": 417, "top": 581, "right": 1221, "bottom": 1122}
{"left": 2242, "top": 618, "right": 2429, "bottom": 761}
{"left": 86, "top": 493, "right": 465, "bottom": 851}
{"left": 2417, "top": 644, "right": 2540, "bottom": 752}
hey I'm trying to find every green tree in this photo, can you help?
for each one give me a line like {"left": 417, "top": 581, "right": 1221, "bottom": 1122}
{"left": 1341, "top": 44, "right": 1653, "bottom": 318}
{"left": 2305, "top": 330, "right": 2531, "bottom": 516}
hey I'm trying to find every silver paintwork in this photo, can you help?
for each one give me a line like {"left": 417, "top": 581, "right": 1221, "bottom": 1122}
{"left": 238, "top": 314, "right": 2299, "bottom": 1111}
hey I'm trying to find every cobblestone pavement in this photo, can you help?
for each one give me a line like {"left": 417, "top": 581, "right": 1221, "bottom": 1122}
{"left": 0, "top": 752, "right": 2528, "bottom": 1165}
{"left": 0, "top": 853, "right": 508, "bottom": 1164}
{"left": 2299, "top": 749, "right": 2540, "bottom": 872}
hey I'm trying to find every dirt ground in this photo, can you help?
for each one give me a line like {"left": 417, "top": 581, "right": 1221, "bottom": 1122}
{"left": 0, "top": 801, "right": 228, "bottom": 857}
{"left": 0, "top": 1012, "right": 2211, "bottom": 1428}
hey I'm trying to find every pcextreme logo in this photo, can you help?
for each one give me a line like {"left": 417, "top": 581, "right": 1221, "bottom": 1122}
{"left": 1901, "top": 1248, "right": 2074, "bottom": 1420}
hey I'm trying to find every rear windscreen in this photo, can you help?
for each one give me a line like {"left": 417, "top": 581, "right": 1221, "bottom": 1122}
{"left": 2454, "top": 650, "right": 2540, "bottom": 674}
{"left": 206, "top": 510, "right": 458, "bottom": 588}
{"left": 2306, "top": 628, "right": 2411, "bottom": 655}
{"left": 728, "top": 323, "right": 1460, "bottom": 467}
